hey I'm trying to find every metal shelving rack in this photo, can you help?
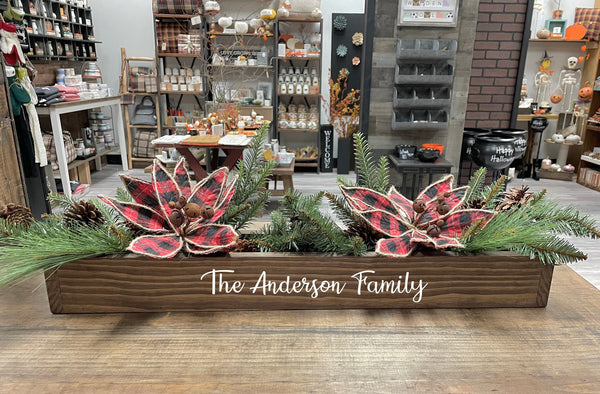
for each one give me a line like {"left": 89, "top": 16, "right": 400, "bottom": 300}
{"left": 275, "top": 17, "right": 323, "bottom": 169}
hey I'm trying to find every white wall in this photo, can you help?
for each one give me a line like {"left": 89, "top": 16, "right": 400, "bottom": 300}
{"left": 90, "top": 0, "right": 156, "bottom": 93}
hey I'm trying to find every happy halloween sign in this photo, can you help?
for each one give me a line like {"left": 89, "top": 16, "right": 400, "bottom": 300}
{"left": 200, "top": 269, "right": 428, "bottom": 303}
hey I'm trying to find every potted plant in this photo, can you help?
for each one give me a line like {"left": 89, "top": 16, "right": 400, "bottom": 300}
{"left": 324, "top": 68, "right": 360, "bottom": 174}
{"left": 0, "top": 131, "right": 598, "bottom": 313}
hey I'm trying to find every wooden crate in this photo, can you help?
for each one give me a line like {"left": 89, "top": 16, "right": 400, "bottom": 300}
{"left": 44, "top": 252, "right": 554, "bottom": 313}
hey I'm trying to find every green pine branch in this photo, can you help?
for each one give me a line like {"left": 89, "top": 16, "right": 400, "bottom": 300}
{"left": 351, "top": 132, "right": 390, "bottom": 193}
{"left": 222, "top": 124, "right": 276, "bottom": 230}
{"left": 482, "top": 175, "right": 507, "bottom": 206}
{"left": 462, "top": 192, "right": 599, "bottom": 264}
{"left": 465, "top": 167, "right": 486, "bottom": 202}
{"left": 0, "top": 218, "right": 131, "bottom": 288}
{"left": 115, "top": 187, "right": 133, "bottom": 203}
{"left": 252, "top": 190, "right": 365, "bottom": 255}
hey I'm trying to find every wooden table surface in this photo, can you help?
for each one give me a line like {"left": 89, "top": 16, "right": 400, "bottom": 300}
{"left": 1, "top": 265, "right": 599, "bottom": 392}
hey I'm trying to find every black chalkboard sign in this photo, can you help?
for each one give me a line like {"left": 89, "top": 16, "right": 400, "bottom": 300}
{"left": 320, "top": 124, "right": 334, "bottom": 172}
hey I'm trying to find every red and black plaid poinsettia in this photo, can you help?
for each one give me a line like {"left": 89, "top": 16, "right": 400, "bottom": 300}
{"left": 99, "top": 159, "right": 239, "bottom": 259}
{"left": 340, "top": 175, "right": 496, "bottom": 257}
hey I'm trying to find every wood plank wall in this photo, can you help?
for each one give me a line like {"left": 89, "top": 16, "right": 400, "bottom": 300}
{"left": 0, "top": 65, "right": 27, "bottom": 206}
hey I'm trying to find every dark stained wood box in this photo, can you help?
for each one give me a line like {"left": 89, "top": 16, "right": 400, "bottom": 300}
{"left": 45, "top": 252, "right": 554, "bottom": 313}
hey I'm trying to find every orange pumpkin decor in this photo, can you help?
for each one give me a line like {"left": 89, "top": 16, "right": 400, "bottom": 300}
{"left": 578, "top": 81, "right": 593, "bottom": 102}
{"left": 564, "top": 24, "right": 587, "bottom": 40}
{"left": 550, "top": 93, "right": 563, "bottom": 104}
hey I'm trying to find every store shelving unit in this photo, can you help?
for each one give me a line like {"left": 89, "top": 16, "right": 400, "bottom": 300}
{"left": 154, "top": 12, "right": 206, "bottom": 127}
{"left": 205, "top": 29, "right": 276, "bottom": 122}
{"left": 578, "top": 123, "right": 600, "bottom": 191}
{"left": 120, "top": 48, "right": 162, "bottom": 168}
{"left": 23, "top": 0, "right": 99, "bottom": 61}
{"left": 275, "top": 17, "right": 322, "bottom": 169}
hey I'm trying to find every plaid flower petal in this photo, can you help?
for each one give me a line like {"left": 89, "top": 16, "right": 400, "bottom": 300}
{"left": 375, "top": 232, "right": 415, "bottom": 257}
{"left": 99, "top": 196, "right": 171, "bottom": 233}
{"left": 419, "top": 186, "right": 469, "bottom": 226}
{"left": 439, "top": 209, "right": 496, "bottom": 239}
{"left": 120, "top": 175, "right": 160, "bottom": 209}
{"left": 355, "top": 209, "right": 411, "bottom": 237}
{"left": 188, "top": 167, "right": 229, "bottom": 208}
{"left": 416, "top": 175, "right": 454, "bottom": 205}
{"left": 185, "top": 224, "right": 239, "bottom": 255}
{"left": 210, "top": 174, "right": 238, "bottom": 223}
{"left": 387, "top": 186, "right": 414, "bottom": 221}
{"left": 174, "top": 159, "right": 192, "bottom": 198}
{"left": 411, "top": 233, "right": 464, "bottom": 250}
{"left": 128, "top": 234, "right": 183, "bottom": 259}
{"left": 340, "top": 186, "right": 402, "bottom": 216}
{"left": 153, "top": 160, "right": 182, "bottom": 223}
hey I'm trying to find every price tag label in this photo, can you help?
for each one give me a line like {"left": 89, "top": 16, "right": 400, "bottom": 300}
{"left": 191, "top": 15, "right": 202, "bottom": 26}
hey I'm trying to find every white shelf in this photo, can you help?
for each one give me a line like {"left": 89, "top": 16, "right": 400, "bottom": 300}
{"left": 581, "top": 155, "right": 600, "bottom": 166}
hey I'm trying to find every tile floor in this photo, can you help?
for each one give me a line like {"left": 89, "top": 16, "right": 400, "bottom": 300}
{"left": 82, "top": 164, "right": 600, "bottom": 289}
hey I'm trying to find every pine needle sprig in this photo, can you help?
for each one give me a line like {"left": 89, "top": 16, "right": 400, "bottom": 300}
{"left": 462, "top": 192, "right": 597, "bottom": 264}
{"left": 222, "top": 124, "right": 276, "bottom": 230}
{"left": 0, "top": 220, "right": 131, "bottom": 288}
{"left": 516, "top": 237, "right": 588, "bottom": 265}
{"left": 352, "top": 132, "right": 390, "bottom": 193}
{"left": 324, "top": 192, "right": 355, "bottom": 226}
{"left": 531, "top": 189, "right": 547, "bottom": 205}
{"left": 482, "top": 175, "right": 506, "bottom": 206}
{"left": 115, "top": 187, "right": 133, "bottom": 203}
{"left": 0, "top": 218, "right": 31, "bottom": 240}
{"left": 254, "top": 190, "right": 365, "bottom": 255}
{"left": 47, "top": 192, "right": 77, "bottom": 211}
{"left": 465, "top": 167, "right": 486, "bottom": 203}
{"left": 375, "top": 155, "right": 391, "bottom": 193}
{"left": 528, "top": 196, "right": 600, "bottom": 238}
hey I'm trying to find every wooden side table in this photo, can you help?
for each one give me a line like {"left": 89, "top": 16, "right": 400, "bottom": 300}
{"left": 268, "top": 158, "right": 295, "bottom": 196}
{"left": 388, "top": 155, "right": 453, "bottom": 199}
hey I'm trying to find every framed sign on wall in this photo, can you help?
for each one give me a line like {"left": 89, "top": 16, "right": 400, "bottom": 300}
{"left": 397, "top": 0, "right": 459, "bottom": 27}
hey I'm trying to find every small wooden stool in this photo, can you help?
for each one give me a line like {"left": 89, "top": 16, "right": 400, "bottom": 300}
{"left": 267, "top": 158, "right": 295, "bottom": 196}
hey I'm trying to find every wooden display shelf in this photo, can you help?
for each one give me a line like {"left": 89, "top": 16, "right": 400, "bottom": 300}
{"left": 516, "top": 113, "right": 559, "bottom": 121}
{"left": 130, "top": 125, "right": 159, "bottom": 129}
{"left": 160, "top": 90, "right": 204, "bottom": 95}
{"left": 279, "top": 128, "right": 319, "bottom": 133}
{"left": 539, "top": 168, "right": 575, "bottom": 181}
{"left": 278, "top": 56, "right": 321, "bottom": 61}
{"left": 153, "top": 13, "right": 196, "bottom": 19}
{"left": 278, "top": 93, "right": 320, "bottom": 98}
{"left": 295, "top": 160, "right": 319, "bottom": 168}
{"left": 210, "top": 32, "right": 274, "bottom": 37}
{"left": 278, "top": 17, "right": 322, "bottom": 23}
{"left": 581, "top": 155, "right": 600, "bottom": 166}
{"left": 586, "top": 124, "right": 600, "bottom": 132}
{"left": 529, "top": 39, "right": 599, "bottom": 48}
{"left": 207, "top": 64, "right": 273, "bottom": 69}
{"left": 158, "top": 53, "right": 203, "bottom": 58}
{"left": 44, "top": 252, "right": 553, "bottom": 313}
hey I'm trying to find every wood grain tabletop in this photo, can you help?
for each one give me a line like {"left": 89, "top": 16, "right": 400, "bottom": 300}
{"left": 1, "top": 265, "right": 599, "bottom": 392}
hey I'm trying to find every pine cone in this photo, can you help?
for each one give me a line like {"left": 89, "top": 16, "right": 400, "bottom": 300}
{"left": 467, "top": 197, "right": 486, "bottom": 210}
{"left": 235, "top": 239, "right": 259, "bottom": 252}
{"left": 64, "top": 200, "right": 105, "bottom": 227}
{"left": 496, "top": 185, "right": 533, "bottom": 212}
{"left": 124, "top": 221, "right": 148, "bottom": 239}
{"left": 0, "top": 203, "right": 34, "bottom": 228}
{"left": 346, "top": 220, "right": 384, "bottom": 248}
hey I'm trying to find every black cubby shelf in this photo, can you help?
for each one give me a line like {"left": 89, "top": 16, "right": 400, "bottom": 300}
{"left": 391, "top": 38, "right": 456, "bottom": 131}
{"left": 23, "top": 0, "right": 98, "bottom": 62}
